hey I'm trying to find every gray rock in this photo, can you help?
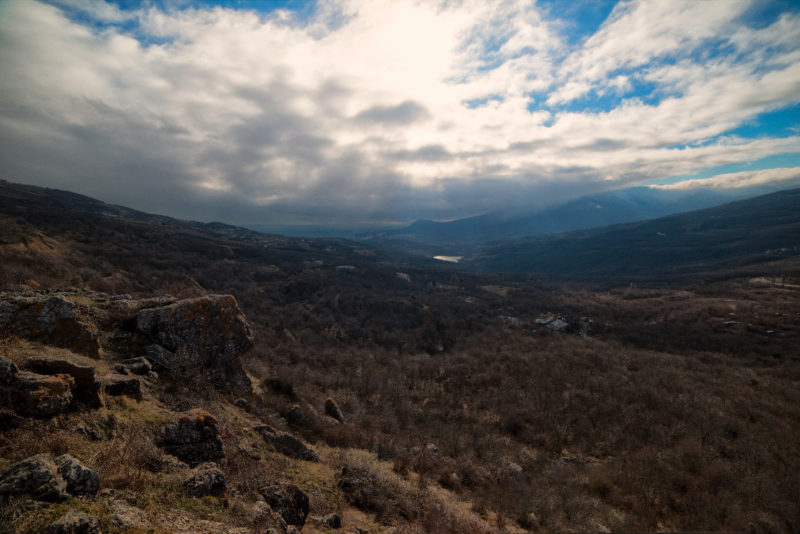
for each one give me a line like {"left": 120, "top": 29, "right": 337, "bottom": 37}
{"left": 135, "top": 295, "right": 253, "bottom": 393}
{"left": 185, "top": 462, "right": 226, "bottom": 497}
{"left": 0, "top": 453, "right": 69, "bottom": 502}
{"left": 56, "top": 454, "right": 100, "bottom": 496}
{"left": 23, "top": 356, "right": 102, "bottom": 408}
{"left": 259, "top": 483, "right": 309, "bottom": 527}
{"left": 157, "top": 409, "right": 225, "bottom": 466}
{"left": 255, "top": 425, "right": 319, "bottom": 462}
{"left": 48, "top": 510, "right": 102, "bottom": 534}
{"left": 0, "top": 295, "right": 100, "bottom": 357}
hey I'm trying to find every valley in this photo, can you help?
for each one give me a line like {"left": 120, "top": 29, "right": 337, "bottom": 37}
{"left": 1, "top": 180, "right": 799, "bottom": 533}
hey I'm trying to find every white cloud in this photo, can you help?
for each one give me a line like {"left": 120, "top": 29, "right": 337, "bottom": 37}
{"left": 0, "top": 0, "right": 798, "bottom": 225}
{"left": 650, "top": 167, "right": 800, "bottom": 191}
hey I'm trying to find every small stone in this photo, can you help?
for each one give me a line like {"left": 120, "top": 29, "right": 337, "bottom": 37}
{"left": 285, "top": 405, "right": 303, "bottom": 427}
{"left": 315, "top": 513, "right": 342, "bottom": 529}
{"left": 259, "top": 483, "right": 309, "bottom": 527}
{"left": 255, "top": 424, "right": 319, "bottom": 462}
{"left": 185, "top": 462, "right": 226, "bottom": 497}
{"left": 102, "top": 376, "right": 142, "bottom": 401}
{"left": 122, "top": 357, "right": 152, "bottom": 376}
{"left": 324, "top": 398, "right": 344, "bottom": 422}
{"left": 56, "top": 454, "right": 100, "bottom": 496}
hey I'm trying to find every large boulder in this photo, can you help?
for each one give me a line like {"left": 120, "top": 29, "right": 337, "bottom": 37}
{"left": 135, "top": 295, "right": 253, "bottom": 393}
{"left": 157, "top": 409, "right": 225, "bottom": 466}
{"left": 259, "top": 483, "right": 309, "bottom": 527}
{"left": 23, "top": 356, "right": 102, "bottom": 408}
{"left": 255, "top": 425, "right": 319, "bottom": 462}
{"left": 0, "top": 295, "right": 100, "bottom": 357}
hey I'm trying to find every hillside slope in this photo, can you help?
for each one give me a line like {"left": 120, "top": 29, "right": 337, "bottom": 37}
{"left": 466, "top": 188, "right": 800, "bottom": 281}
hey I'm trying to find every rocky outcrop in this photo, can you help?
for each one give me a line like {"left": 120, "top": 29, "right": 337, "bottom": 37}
{"left": 23, "top": 356, "right": 102, "bottom": 408}
{"left": 255, "top": 424, "right": 320, "bottom": 462}
{"left": 48, "top": 510, "right": 102, "bottom": 534}
{"left": 0, "top": 295, "right": 100, "bottom": 357}
{"left": 0, "top": 453, "right": 99, "bottom": 502}
{"left": 259, "top": 483, "right": 309, "bottom": 527}
{"left": 185, "top": 462, "right": 226, "bottom": 497}
{"left": 135, "top": 295, "right": 253, "bottom": 393}
{"left": 158, "top": 409, "right": 225, "bottom": 466}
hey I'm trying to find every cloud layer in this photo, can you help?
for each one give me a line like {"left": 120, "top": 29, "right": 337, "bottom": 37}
{"left": 1, "top": 0, "right": 799, "bottom": 225}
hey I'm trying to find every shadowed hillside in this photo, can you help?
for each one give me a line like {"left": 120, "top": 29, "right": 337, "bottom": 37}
{"left": 465, "top": 188, "right": 800, "bottom": 282}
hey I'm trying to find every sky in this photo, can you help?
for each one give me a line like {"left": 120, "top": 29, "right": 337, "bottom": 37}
{"left": 1, "top": 0, "right": 799, "bottom": 228}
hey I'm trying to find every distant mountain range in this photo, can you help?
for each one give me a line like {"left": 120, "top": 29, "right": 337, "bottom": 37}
{"left": 463, "top": 187, "right": 800, "bottom": 281}
{"left": 2, "top": 179, "right": 798, "bottom": 284}
{"left": 361, "top": 186, "right": 774, "bottom": 247}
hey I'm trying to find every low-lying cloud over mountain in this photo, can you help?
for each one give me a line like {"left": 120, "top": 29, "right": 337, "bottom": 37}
{"left": 1, "top": 0, "right": 799, "bottom": 226}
